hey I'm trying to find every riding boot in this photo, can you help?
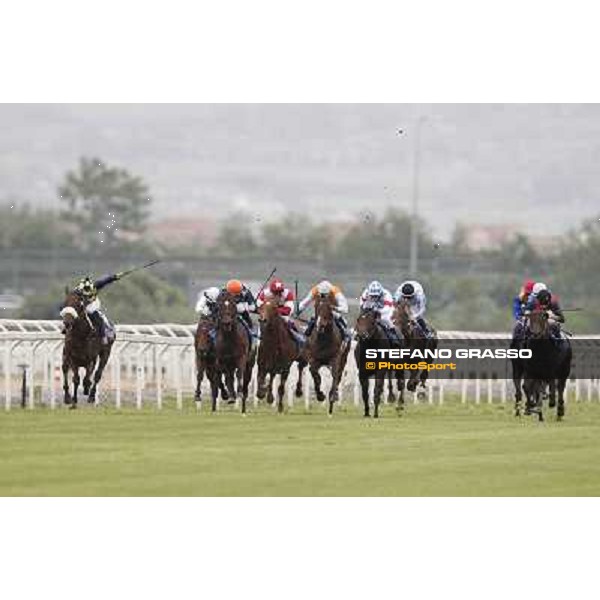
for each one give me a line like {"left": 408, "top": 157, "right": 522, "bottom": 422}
{"left": 89, "top": 311, "right": 107, "bottom": 343}
{"left": 417, "top": 317, "right": 431, "bottom": 339}
{"left": 304, "top": 317, "right": 316, "bottom": 338}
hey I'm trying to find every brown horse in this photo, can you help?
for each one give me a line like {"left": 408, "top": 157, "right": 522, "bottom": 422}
{"left": 354, "top": 308, "right": 388, "bottom": 418}
{"left": 194, "top": 317, "right": 230, "bottom": 404}
{"left": 60, "top": 291, "right": 114, "bottom": 408}
{"left": 212, "top": 292, "right": 256, "bottom": 414}
{"left": 393, "top": 302, "right": 437, "bottom": 400}
{"left": 305, "top": 295, "right": 350, "bottom": 415}
{"left": 256, "top": 301, "right": 307, "bottom": 413}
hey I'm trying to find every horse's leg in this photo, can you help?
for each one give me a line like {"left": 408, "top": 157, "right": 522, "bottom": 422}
{"left": 373, "top": 374, "right": 384, "bottom": 419}
{"left": 89, "top": 350, "right": 110, "bottom": 404}
{"left": 557, "top": 378, "right": 566, "bottom": 421}
{"left": 62, "top": 362, "right": 72, "bottom": 405}
{"left": 256, "top": 367, "right": 267, "bottom": 400}
{"left": 82, "top": 363, "right": 93, "bottom": 396}
{"left": 328, "top": 361, "right": 339, "bottom": 416}
{"left": 241, "top": 360, "right": 253, "bottom": 415}
{"left": 548, "top": 379, "right": 557, "bottom": 409}
{"left": 71, "top": 368, "right": 81, "bottom": 409}
{"left": 295, "top": 358, "right": 306, "bottom": 398}
{"left": 386, "top": 374, "right": 396, "bottom": 404}
{"left": 397, "top": 372, "right": 405, "bottom": 414}
{"left": 360, "top": 377, "right": 370, "bottom": 417}
{"left": 310, "top": 363, "right": 325, "bottom": 402}
{"left": 277, "top": 369, "right": 289, "bottom": 414}
{"left": 513, "top": 363, "right": 522, "bottom": 417}
{"left": 225, "top": 367, "right": 236, "bottom": 404}
{"left": 209, "top": 369, "right": 219, "bottom": 412}
{"left": 219, "top": 374, "right": 229, "bottom": 400}
{"left": 195, "top": 360, "right": 204, "bottom": 402}
{"left": 267, "top": 373, "right": 275, "bottom": 405}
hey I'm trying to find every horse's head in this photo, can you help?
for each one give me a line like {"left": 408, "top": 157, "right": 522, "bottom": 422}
{"left": 59, "top": 290, "right": 86, "bottom": 334}
{"left": 528, "top": 309, "right": 549, "bottom": 338}
{"left": 258, "top": 300, "right": 279, "bottom": 325}
{"left": 314, "top": 295, "right": 334, "bottom": 334}
{"left": 217, "top": 292, "right": 237, "bottom": 332}
{"left": 355, "top": 308, "right": 378, "bottom": 341}
{"left": 195, "top": 319, "right": 214, "bottom": 357}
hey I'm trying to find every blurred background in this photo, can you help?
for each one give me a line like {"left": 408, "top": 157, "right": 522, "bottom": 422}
{"left": 1, "top": 104, "right": 599, "bottom": 331}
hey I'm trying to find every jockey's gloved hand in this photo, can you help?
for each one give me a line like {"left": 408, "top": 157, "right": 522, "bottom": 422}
{"left": 115, "top": 272, "right": 123, "bottom": 279}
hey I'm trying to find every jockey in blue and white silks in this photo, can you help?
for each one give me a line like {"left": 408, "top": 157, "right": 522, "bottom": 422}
{"left": 359, "top": 280, "right": 400, "bottom": 343}
{"left": 195, "top": 287, "right": 220, "bottom": 319}
{"left": 394, "top": 280, "right": 432, "bottom": 338}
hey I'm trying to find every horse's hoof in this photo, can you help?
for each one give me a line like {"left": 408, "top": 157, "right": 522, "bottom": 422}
{"left": 68, "top": 404, "right": 77, "bottom": 410}
{"left": 417, "top": 391, "right": 426, "bottom": 401}
{"left": 295, "top": 387, "right": 303, "bottom": 398}
{"left": 549, "top": 400, "right": 556, "bottom": 408}
{"left": 316, "top": 392, "right": 325, "bottom": 403}
{"left": 221, "top": 390, "right": 229, "bottom": 401}
{"left": 87, "top": 397, "right": 95, "bottom": 404}
{"left": 227, "top": 398, "right": 236, "bottom": 405}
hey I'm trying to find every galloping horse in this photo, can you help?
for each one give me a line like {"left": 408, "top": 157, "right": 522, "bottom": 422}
{"left": 393, "top": 302, "right": 437, "bottom": 399}
{"left": 305, "top": 295, "right": 350, "bottom": 415}
{"left": 354, "top": 308, "right": 389, "bottom": 418}
{"left": 194, "top": 317, "right": 230, "bottom": 404}
{"left": 520, "top": 310, "right": 571, "bottom": 422}
{"left": 212, "top": 292, "right": 256, "bottom": 414}
{"left": 256, "top": 300, "right": 307, "bottom": 413}
{"left": 60, "top": 290, "right": 114, "bottom": 408}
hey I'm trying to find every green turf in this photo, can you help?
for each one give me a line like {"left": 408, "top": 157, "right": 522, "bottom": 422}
{"left": 1, "top": 399, "right": 600, "bottom": 496}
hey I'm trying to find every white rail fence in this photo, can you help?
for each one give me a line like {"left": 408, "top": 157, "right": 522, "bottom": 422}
{"left": 1, "top": 320, "right": 599, "bottom": 410}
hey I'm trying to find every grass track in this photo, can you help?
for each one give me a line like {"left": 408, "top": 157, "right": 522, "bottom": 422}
{"left": 2, "top": 400, "right": 600, "bottom": 496}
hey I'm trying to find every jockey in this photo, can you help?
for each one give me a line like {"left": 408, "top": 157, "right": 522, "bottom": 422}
{"left": 298, "top": 280, "right": 351, "bottom": 340}
{"left": 394, "top": 280, "right": 432, "bottom": 338}
{"left": 524, "top": 282, "right": 549, "bottom": 312}
{"left": 223, "top": 279, "right": 256, "bottom": 336}
{"left": 526, "top": 287, "right": 565, "bottom": 340}
{"left": 256, "top": 277, "right": 304, "bottom": 345}
{"left": 512, "top": 279, "right": 535, "bottom": 320}
{"left": 74, "top": 273, "right": 121, "bottom": 344}
{"left": 359, "top": 280, "right": 400, "bottom": 344}
{"left": 195, "top": 286, "right": 220, "bottom": 319}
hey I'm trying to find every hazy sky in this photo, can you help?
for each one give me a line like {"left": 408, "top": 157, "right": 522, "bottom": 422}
{"left": 1, "top": 104, "right": 599, "bottom": 239}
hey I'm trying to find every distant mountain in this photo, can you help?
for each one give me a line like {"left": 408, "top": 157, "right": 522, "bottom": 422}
{"left": 1, "top": 103, "right": 599, "bottom": 238}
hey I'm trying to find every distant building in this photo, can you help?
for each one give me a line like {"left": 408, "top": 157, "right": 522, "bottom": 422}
{"left": 147, "top": 218, "right": 219, "bottom": 248}
{"left": 462, "top": 224, "right": 520, "bottom": 251}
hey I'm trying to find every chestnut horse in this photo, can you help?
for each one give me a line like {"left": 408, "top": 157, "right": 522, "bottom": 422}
{"left": 305, "top": 295, "right": 350, "bottom": 415}
{"left": 212, "top": 292, "right": 256, "bottom": 414}
{"left": 256, "top": 300, "right": 307, "bottom": 413}
{"left": 194, "top": 317, "right": 229, "bottom": 404}
{"left": 59, "top": 290, "right": 114, "bottom": 408}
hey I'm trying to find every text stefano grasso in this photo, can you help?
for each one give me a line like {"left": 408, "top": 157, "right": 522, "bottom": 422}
{"left": 364, "top": 348, "right": 533, "bottom": 360}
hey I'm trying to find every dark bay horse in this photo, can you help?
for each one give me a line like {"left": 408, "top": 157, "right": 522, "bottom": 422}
{"left": 393, "top": 302, "right": 437, "bottom": 399}
{"left": 213, "top": 292, "right": 256, "bottom": 414}
{"left": 305, "top": 296, "right": 350, "bottom": 415}
{"left": 256, "top": 301, "right": 307, "bottom": 413}
{"left": 60, "top": 291, "right": 114, "bottom": 408}
{"left": 520, "top": 310, "right": 572, "bottom": 422}
{"left": 194, "top": 317, "right": 230, "bottom": 404}
{"left": 354, "top": 308, "right": 389, "bottom": 418}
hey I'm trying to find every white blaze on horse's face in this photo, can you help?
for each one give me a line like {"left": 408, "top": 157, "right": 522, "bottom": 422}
{"left": 60, "top": 306, "right": 79, "bottom": 321}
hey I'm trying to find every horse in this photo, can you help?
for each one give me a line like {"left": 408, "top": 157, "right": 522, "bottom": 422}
{"left": 59, "top": 290, "right": 114, "bottom": 408}
{"left": 305, "top": 295, "right": 351, "bottom": 415}
{"left": 393, "top": 302, "right": 438, "bottom": 400}
{"left": 519, "top": 309, "right": 572, "bottom": 422}
{"left": 212, "top": 291, "right": 256, "bottom": 414}
{"left": 194, "top": 317, "right": 230, "bottom": 404}
{"left": 256, "top": 300, "right": 307, "bottom": 413}
{"left": 354, "top": 308, "right": 390, "bottom": 418}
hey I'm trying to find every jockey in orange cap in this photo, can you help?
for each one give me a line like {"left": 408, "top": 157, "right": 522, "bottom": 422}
{"left": 256, "top": 277, "right": 305, "bottom": 346}
{"left": 222, "top": 278, "right": 257, "bottom": 338}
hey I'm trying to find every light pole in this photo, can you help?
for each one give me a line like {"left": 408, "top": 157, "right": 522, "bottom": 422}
{"left": 409, "top": 116, "right": 426, "bottom": 276}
